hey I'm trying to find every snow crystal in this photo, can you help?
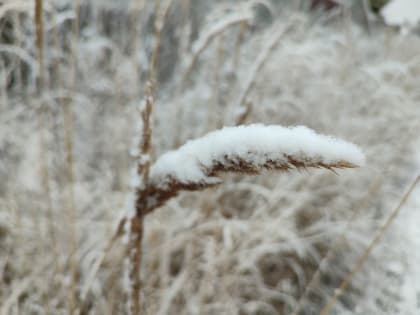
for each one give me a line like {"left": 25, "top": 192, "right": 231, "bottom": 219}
{"left": 150, "top": 124, "right": 365, "bottom": 186}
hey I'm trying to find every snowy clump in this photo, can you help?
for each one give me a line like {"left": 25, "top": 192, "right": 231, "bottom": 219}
{"left": 381, "top": 0, "right": 420, "bottom": 31}
{"left": 150, "top": 124, "right": 365, "bottom": 187}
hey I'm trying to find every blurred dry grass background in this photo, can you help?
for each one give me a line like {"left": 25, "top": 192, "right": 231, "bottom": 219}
{"left": 0, "top": 0, "right": 420, "bottom": 314}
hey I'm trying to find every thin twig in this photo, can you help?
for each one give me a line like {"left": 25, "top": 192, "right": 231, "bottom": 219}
{"left": 35, "top": 0, "right": 44, "bottom": 89}
{"left": 127, "top": 3, "right": 173, "bottom": 311}
{"left": 150, "top": 0, "right": 173, "bottom": 90}
{"left": 232, "top": 20, "right": 248, "bottom": 72}
{"left": 125, "top": 123, "right": 363, "bottom": 314}
{"left": 35, "top": 0, "right": 57, "bottom": 256}
{"left": 289, "top": 175, "right": 384, "bottom": 315}
{"left": 79, "top": 218, "right": 126, "bottom": 303}
{"left": 234, "top": 20, "right": 298, "bottom": 125}
{"left": 320, "top": 175, "right": 420, "bottom": 315}
{"left": 141, "top": 157, "right": 359, "bottom": 217}
{"left": 181, "top": 12, "right": 251, "bottom": 86}
{"left": 65, "top": 1, "right": 81, "bottom": 313}
{"left": 128, "top": 82, "right": 154, "bottom": 315}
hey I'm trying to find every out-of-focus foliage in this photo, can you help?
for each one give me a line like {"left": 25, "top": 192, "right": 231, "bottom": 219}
{"left": 0, "top": 1, "right": 419, "bottom": 314}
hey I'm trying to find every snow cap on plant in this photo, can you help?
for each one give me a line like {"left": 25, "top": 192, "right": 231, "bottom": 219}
{"left": 140, "top": 124, "right": 365, "bottom": 213}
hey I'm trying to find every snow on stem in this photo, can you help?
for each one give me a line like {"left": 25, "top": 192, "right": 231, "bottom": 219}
{"left": 181, "top": 11, "right": 252, "bottom": 85}
{"left": 128, "top": 81, "right": 154, "bottom": 315}
{"left": 140, "top": 124, "right": 365, "bottom": 215}
{"left": 127, "top": 123, "right": 364, "bottom": 315}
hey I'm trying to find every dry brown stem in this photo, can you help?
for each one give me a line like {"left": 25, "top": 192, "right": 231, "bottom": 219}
{"left": 129, "top": 0, "right": 145, "bottom": 98}
{"left": 35, "top": 0, "right": 55, "bottom": 247}
{"left": 234, "top": 20, "right": 298, "bottom": 125}
{"left": 35, "top": 0, "right": 44, "bottom": 88}
{"left": 128, "top": 214, "right": 145, "bottom": 315}
{"left": 320, "top": 175, "right": 420, "bottom": 315}
{"left": 79, "top": 217, "right": 127, "bottom": 306}
{"left": 65, "top": 1, "right": 81, "bottom": 313}
{"left": 128, "top": 82, "right": 154, "bottom": 315}
{"left": 126, "top": 4, "right": 172, "bottom": 312}
{"left": 182, "top": 13, "right": 251, "bottom": 86}
{"left": 139, "top": 155, "right": 358, "bottom": 217}
{"left": 124, "top": 129, "right": 360, "bottom": 314}
{"left": 290, "top": 175, "right": 384, "bottom": 315}
{"left": 232, "top": 20, "right": 248, "bottom": 72}
{"left": 150, "top": 0, "right": 173, "bottom": 88}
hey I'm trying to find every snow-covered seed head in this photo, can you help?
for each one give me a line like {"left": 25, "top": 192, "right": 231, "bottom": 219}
{"left": 136, "top": 124, "right": 364, "bottom": 215}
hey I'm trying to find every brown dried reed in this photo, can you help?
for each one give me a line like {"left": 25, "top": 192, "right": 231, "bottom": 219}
{"left": 126, "top": 121, "right": 360, "bottom": 315}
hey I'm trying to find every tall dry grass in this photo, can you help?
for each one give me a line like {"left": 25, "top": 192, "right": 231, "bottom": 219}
{"left": 0, "top": 1, "right": 420, "bottom": 315}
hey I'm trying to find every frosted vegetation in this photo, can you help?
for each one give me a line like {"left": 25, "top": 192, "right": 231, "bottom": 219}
{"left": 151, "top": 124, "right": 365, "bottom": 186}
{"left": 0, "top": 1, "right": 419, "bottom": 315}
{"left": 381, "top": 0, "right": 420, "bottom": 31}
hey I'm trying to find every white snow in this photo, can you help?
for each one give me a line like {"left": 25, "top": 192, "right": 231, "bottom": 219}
{"left": 381, "top": 0, "right": 420, "bottom": 30}
{"left": 150, "top": 124, "right": 365, "bottom": 187}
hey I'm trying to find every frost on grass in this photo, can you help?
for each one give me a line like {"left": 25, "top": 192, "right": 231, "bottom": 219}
{"left": 381, "top": 0, "right": 420, "bottom": 31}
{"left": 140, "top": 124, "right": 365, "bottom": 213}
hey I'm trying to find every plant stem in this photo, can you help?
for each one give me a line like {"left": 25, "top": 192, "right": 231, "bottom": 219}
{"left": 128, "top": 81, "right": 154, "bottom": 315}
{"left": 320, "top": 175, "right": 420, "bottom": 315}
{"left": 66, "top": 1, "right": 80, "bottom": 313}
{"left": 129, "top": 213, "right": 145, "bottom": 315}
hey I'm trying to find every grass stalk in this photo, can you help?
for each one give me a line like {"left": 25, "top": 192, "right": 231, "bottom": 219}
{"left": 150, "top": 0, "right": 173, "bottom": 88}
{"left": 232, "top": 20, "right": 248, "bottom": 72}
{"left": 12, "top": 11, "right": 24, "bottom": 93}
{"left": 64, "top": 0, "right": 81, "bottom": 313}
{"left": 129, "top": 0, "right": 145, "bottom": 98}
{"left": 126, "top": 3, "right": 173, "bottom": 309}
{"left": 124, "top": 123, "right": 362, "bottom": 314}
{"left": 290, "top": 175, "right": 384, "bottom": 315}
{"left": 234, "top": 19, "right": 298, "bottom": 125}
{"left": 181, "top": 12, "right": 251, "bottom": 86}
{"left": 64, "top": 99, "right": 77, "bottom": 314}
{"left": 128, "top": 82, "right": 154, "bottom": 315}
{"left": 35, "top": 0, "right": 57, "bottom": 261}
{"left": 320, "top": 175, "right": 420, "bottom": 315}
{"left": 212, "top": 33, "right": 225, "bottom": 129}
{"left": 35, "top": 0, "right": 44, "bottom": 88}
